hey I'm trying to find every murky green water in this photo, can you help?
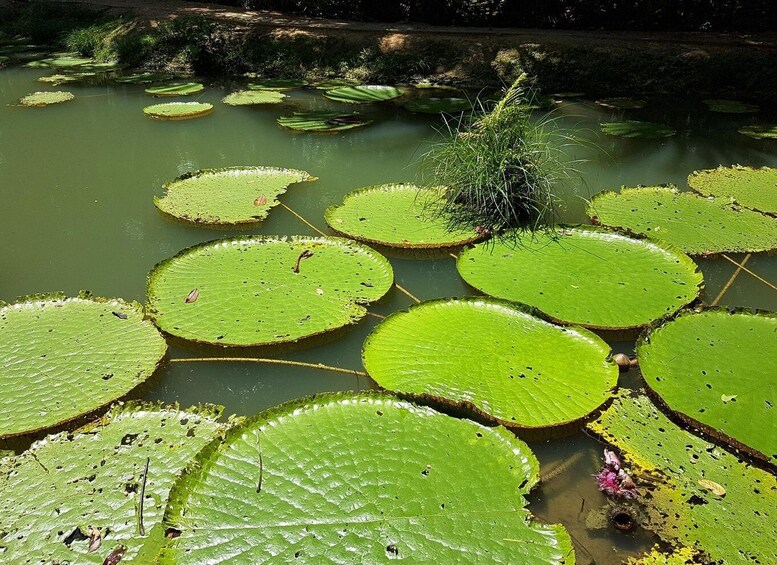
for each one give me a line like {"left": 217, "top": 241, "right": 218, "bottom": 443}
{"left": 2, "top": 67, "right": 776, "bottom": 563}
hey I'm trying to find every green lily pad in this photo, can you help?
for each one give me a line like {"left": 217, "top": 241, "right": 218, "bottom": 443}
{"left": 25, "top": 55, "right": 94, "bottom": 68}
{"left": 37, "top": 72, "right": 96, "bottom": 86}
{"left": 688, "top": 165, "right": 777, "bottom": 215}
{"left": 146, "top": 236, "right": 393, "bottom": 347}
{"left": 313, "top": 78, "right": 361, "bottom": 89}
{"left": 414, "top": 81, "right": 461, "bottom": 91}
{"left": 588, "top": 186, "right": 777, "bottom": 254}
{"left": 323, "top": 85, "right": 402, "bottom": 103}
{"left": 601, "top": 120, "right": 676, "bottom": 139}
{"left": 702, "top": 99, "right": 759, "bottom": 113}
{"left": 143, "top": 102, "right": 213, "bottom": 120}
{"left": 154, "top": 166, "right": 315, "bottom": 225}
{"left": 158, "top": 392, "right": 574, "bottom": 564}
{"left": 739, "top": 124, "right": 777, "bottom": 140}
{"left": 247, "top": 78, "right": 308, "bottom": 91}
{"left": 324, "top": 184, "right": 481, "bottom": 248}
{"left": 457, "top": 227, "right": 702, "bottom": 330}
{"left": 144, "top": 82, "right": 205, "bottom": 96}
{"left": 404, "top": 97, "right": 472, "bottom": 114}
{"left": 0, "top": 293, "right": 167, "bottom": 438}
{"left": 18, "top": 91, "right": 74, "bottom": 107}
{"left": 222, "top": 90, "right": 285, "bottom": 106}
{"left": 363, "top": 298, "right": 617, "bottom": 430}
{"left": 0, "top": 402, "right": 227, "bottom": 564}
{"left": 639, "top": 309, "right": 777, "bottom": 465}
{"left": 627, "top": 546, "right": 698, "bottom": 565}
{"left": 114, "top": 72, "right": 175, "bottom": 84}
{"left": 277, "top": 111, "right": 371, "bottom": 133}
{"left": 588, "top": 392, "right": 777, "bottom": 564}
{"left": 595, "top": 97, "right": 647, "bottom": 109}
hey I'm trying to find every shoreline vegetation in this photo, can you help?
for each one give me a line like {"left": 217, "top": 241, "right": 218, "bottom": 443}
{"left": 1, "top": 1, "right": 776, "bottom": 101}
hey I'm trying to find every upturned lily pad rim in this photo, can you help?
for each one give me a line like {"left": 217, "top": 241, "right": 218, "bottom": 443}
{"left": 457, "top": 224, "right": 704, "bottom": 331}
{"left": 155, "top": 166, "right": 316, "bottom": 226}
{"left": 276, "top": 111, "right": 372, "bottom": 133}
{"left": 687, "top": 165, "right": 777, "bottom": 216}
{"left": 362, "top": 296, "right": 619, "bottom": 433}
{"left": 324, "top": 184, "right": 485, "bottom": 249}
{"left": 323, "top": 85, "right": 403, "bottom": 103}
{"left": 739, "top": 124, "right": 777, "bottom": 139}
{"left": 637, "top": 306, "right": 777, "bottom": 467}
{"left": 0, "top": 291, "right": 168, "bottom": 439}
{"left": 145, "top": 235, "right": 394, "bottom": 348}
{"left": 143, "top": 102, "right": 214, "bottom": 120}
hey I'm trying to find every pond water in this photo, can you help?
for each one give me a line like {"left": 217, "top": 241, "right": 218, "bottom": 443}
{"left": 2, "top": 67, "right": 776, "bottom": 563}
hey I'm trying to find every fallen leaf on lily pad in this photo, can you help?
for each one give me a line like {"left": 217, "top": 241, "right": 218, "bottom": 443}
{"left": 698, "top": 479, "right": 726, "bottom": 496}
{"left": 721, "top": 394, "right": 737, "bottom": 403}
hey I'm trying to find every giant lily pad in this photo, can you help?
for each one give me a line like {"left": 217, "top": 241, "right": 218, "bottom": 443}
{"left": 588, "top": 186, "right": 777, "bottom": 254}
{"left": 324, "top": 184, "right": 481, "bottom": 248}
{"left": 247, "top": 78, "right": 308, "bottom": 91}
{"left": 146, "top": 236, "right": 393, "bottom": 346}
{"left": 158, "top": 392, "right": 574, "bottom": 564}
{"left": 595, "top": 97, "right": 647, "bottom": 110}
{"left": 144, "top": 82, "right": 204, "bottom": 96}
{"left": 154, "top": 166, "right": 315, "bottom": 225}
{"left": 600, "top": 120, "right": 676, "bottom": 139}
{"left": 702, "top": 99, "right": 759, "bottom": 114}
{"left": 313, "top": 78, "right": 361, "bottom": 89}
{"left": 639, "top": 309, "right": 777, "bottom": 465}
{"left": 277, "top": 111, "right": 371, "bottom": 133}
{"left": 739, "top": 124, "right": 777, "bottom": 139}
{"left": 114, "top": 72, "right": 175, "bottom": 84}
{"left": 588, "top": 393, "right": 777, "bottom": 564}
{"left": 323, "top": 85, "right": 402, "bottom": 103}
{"left": 457, "top": 228, "right": 702, "bottom": 330}
{"left": 25, "top": 55, "right": 94, "bottom": 68}
{"left": 404, "top": 97, "right": 472, "bottom": 114}
{"left": 143, "top": 102, "right": 213, "bottom": 120}
{"left": 18, "top": 91, "right": 74, "bottom": 107}
{"left": 37, "top": 72, "right": 96, "bottom": 86}
{"left": 0, "top": 403, "right": 226, "bottom": 564}
{"left": 222, "top": 90, "right": 285, "bottom": 106}
{"left": 0, "top": 293, "right": 167, "bottom": 438}
{"left": 688, "top": 165, "right": 777, "bottom": 215}
{"left": 362, "top": 298, "right": 618, "bottom": 430}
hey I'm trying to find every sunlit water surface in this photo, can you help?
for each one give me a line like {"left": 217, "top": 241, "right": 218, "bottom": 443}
{"left": 2, "top": 67, "right": 776, "bottom": 563}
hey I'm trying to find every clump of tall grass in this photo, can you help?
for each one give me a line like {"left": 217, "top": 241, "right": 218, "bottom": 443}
{"left": 423, "top": 79, "right": 577, "bottom": 235}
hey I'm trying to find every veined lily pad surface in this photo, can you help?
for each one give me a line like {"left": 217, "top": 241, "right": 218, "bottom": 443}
{"left": 144, "top": 82, "right": 204, "bottom": 96}
{"left": 702, "top": 99, "right": 759, "bottom": 113}
{"left": 323, "top": 85, "right": 402, "bottom": 103}
{"left": 588, "top": 186, "right": 777, "bottom": 254}
{"left": 146, "top": 236, "right": 393, "bottom": 346}
{"left": 362, "top": 298, "right": 618, "bottom": 429}
{"left": 739, "top": 124, "right": 777, "bottom": 139}
{"left": 595, "top": 97, "right": 647, "bottom": 109}
{"left": 404, "top": 97, "right": 472, "bottom": 114}
{"left": 155, "top": 166, "right": 315, "bottom": 225}
{"left": 639, "top": 309, "right": 777, "bottom": 465}
{"left": 277, "top": 111, "right": 371, "bottom": 132}
{"left": 0, "top": 293, "right": 167, "bottom": 438}
{"left": 247, "top": 78, "right": 308, "bottom": 90}
{"left": 588, "top": 393, "right": 777, "bottom": 564}
{"left": 159, "top": 393, "right": 575, "bottom": 564}
{"left": 600, "top": 120, "right": 676, "bottom": 139}
{"left": 37, "top": 72, "right": 96, "bottom": 86}
{"left": 19, "top": 90, "right": 74, "bottom": 107}
{"left": 688, "top": 165, "right": 777, "bottom": 215}
{"left": 313, "top": 78, "right": 361, "bottom": 89}
{"left": 457, "top": 228, "right": 702, "bottom": 330}
{"left": 25, "top": 55, "right": 94, "bottom": 68}
{"left": 0, "top": 403, "right": 226, "bottom": 564}
{"left": 324, "top": 184, "right": 481, "bottom": 248}
{"left": 222, "top": 90, "right": 285, "bottom": 106}
{"left": 143, "top": 102, "right": 213, "bottom": 120}
{"left": 114, "top": 72, "right": 174, "bottom": 84}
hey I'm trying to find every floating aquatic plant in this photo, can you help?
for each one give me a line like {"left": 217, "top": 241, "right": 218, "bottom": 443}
{"left": 702, "top": 99, "right": 759, "bottom": 113}
{"left": 277, "top": 111, "right": 371, "bottom": 133}
{"left": 247, "top": 78, "right": 308, "bottom": 90}
{"left": 688, "top": 165, "right": 777, "bottom": 215}
{"left": 143, "top": 102, "right": 213, "bottom": 120}
{"left": 114, "top": 72, "right": 175, "bottom": 84}
{"left": 600, "top": 120, "right": 676, "bottom": 139}
{"left": 144, "top": 82, "right": 204, "bottom": 96}
{"left": 595, "top": 97, "right": 647, "bottom": 110}
{"left": 739, "top": 124, "right": 777, "bottom": 139}
{"left": 222, "top": 90, "right": 285, "bottom": 106}
{"left": 404, "top": 97, "right": 472, "bottom": 114}
{"left": 18, "top": 90, "right": 74, "bottom": 106}
{"left": 323, "top": 85, "right": 402, "bottom": 103}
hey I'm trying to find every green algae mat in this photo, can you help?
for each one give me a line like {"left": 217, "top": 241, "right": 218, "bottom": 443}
{"left": 404, "top": 97, "right": 472, "bottom": 114}
{"left": 19, "top": 91, "right": 74, "bottom": 107}
{"left": 588, "top": 393, "right": 777, "bottom": 564}
{"left": 146, "top": 236, "right": 393, "bottom": 347}
{"left": 323, "top": 85, "right": 402, "bottom": 104}
{"left": 457, "top": 228, "right": 702, "bottom": 330}
{"left": 144, "top": 82, "right": 204, "bottom": 96}
{"left": 639, "top": 309, "right": 777, "bottom": 465}
{"left": 0, "top": 293, "right": 167, "bottom": 438}
{"left": 143, "top": 102, "right": 213, "bottom": 120}
{"left": 0, "top": 403, "right": 226, "bottom": 564}
{"left": 702, "top": 99, "right": 759, "bottom": 114}
{"left": 222, "top": 90, "right": 285, "bottom": 106}
{"left": 324, "top": 184, "right": 481, "bottom": 248}
{"left": 600, "top": 121, "right": 676, "bottom": 139}
{"left": 158, "top": 393, "right": 575, "bottom": 564}
{"left": 277, "top": 111, "right": 371, "bottom": 133}
{"left": 155, "top": 166, "right": 315, "bottom": 225}
{"left": 688, "top": 165, "right": 777, "bottom": 215}
{"left": 739, "top": 124, "right": 777, "bottom": 139}
{"left": 588, "top": 186, "right": 777, "bottom": 254}
{"left": 362, "top": 298, "right": 617, "bottom": 430}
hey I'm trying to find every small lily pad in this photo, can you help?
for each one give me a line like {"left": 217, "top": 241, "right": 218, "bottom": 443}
{"left": 404, "top": 97, "right": 472, "bottom": 114}
{"left": 601, "top": 120, "right": 676, "bottom": 139}
{"left": 323, "top": 85, "right": 402, "bottom": 103}
{"left": 155, "top": 166, "right": 315, "bottom": 225}
{"left": 222, "top": 90, "right": 285, "bottom": 106}
{"left": 739, "top": 124, "right": 777, "bottom": 139}
{"left": 146, "top": 236, "right": 393, "bottom": 346}
{"left": 143, "top": 102, "right": 213, "bottom": 120}
{"left": 596, "top": 97, "right": 647, "bottom": 109}
{"left": 324, "top": 184, "right": 481, "bottom": 248}
{"left": 144, "top": 82, "right": 204, "bottom": 96}
{"left": 702, "top": 99, "right": 759, "bottom": 113}
{"left": 246, "top": 78, "right": 308, "bottom": 91}
{"left": 0, "top": 293, "right": 167, "bottom": 438}
{"left": 18, "top": 91, "right": 74, "bottom": 107}
{"left": 688, "top": 165, "right": 777, "bottom": 215}
{"left": 363, "top": 298, "right": 618, "bottom": 430}
{"left": 313, "top": 78, "right": 361, "bottom": 89}
{"left": 277, "top": 111, "right": 371, "bottom": 132}
{"left": 114, "top": 72, "right": 175, "bottom": 84}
